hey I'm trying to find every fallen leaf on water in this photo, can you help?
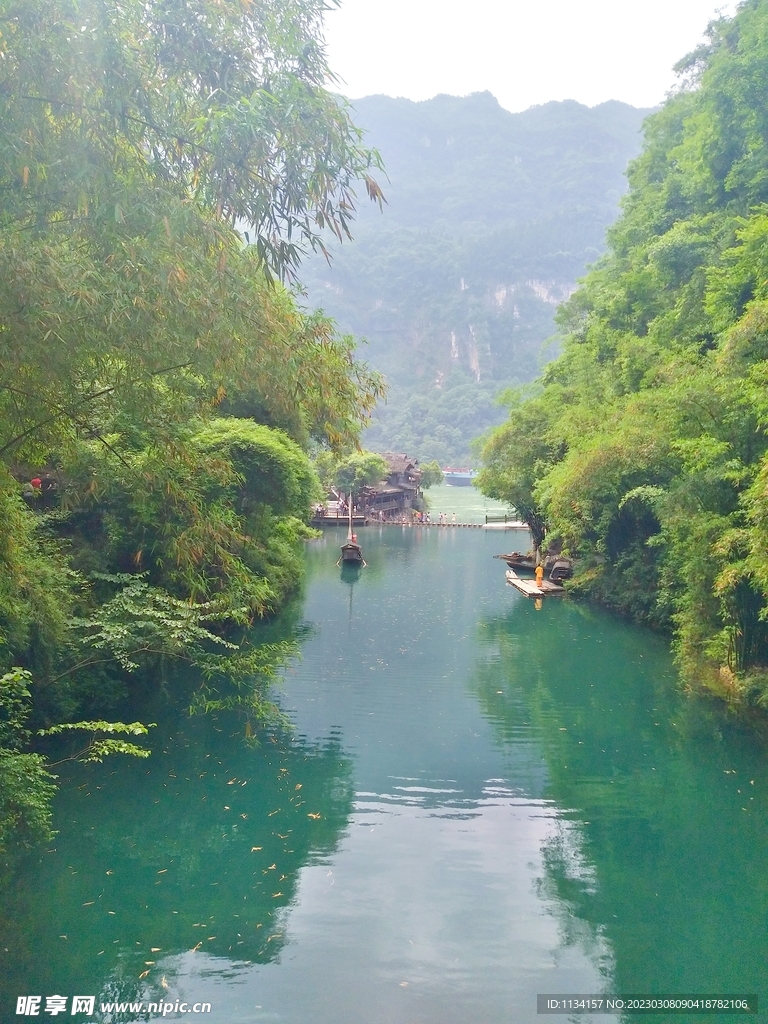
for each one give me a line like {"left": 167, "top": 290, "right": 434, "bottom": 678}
{"left": 191, "top": 942, "right": 202, "bottom": 952}
{"left": 251, "top": 846, "right": 262, "bottom": 852}
{"left": 271, "top": 893, "right": 284, "bottom": 898}
{"left": 139, "top": 971, "right": 150, "bottom": 979}
{"left": 400, "top": 982, "right": 409, "bottom": 988}
{"left": 144, "top": 961, "right": 155, "bottom": 965}
{"left": 157, "top": 869, "right": 167, "bottom": 874}
{"left": 161, "top": 977, "right": 168, "bottom": 989}
{"left": 240, "top": 813, "right": 248, "bottom": 819}
{"left": 224, "top": 805, "right": 230, "bottom": 810}
{"left": 307, "top": 813, "right": 321, "bottom": 820}
{"left": 294, "top": 784, "right": 302, "bottom": 790}
{"left": 106, "top": 870, "right": 113, "bottom": 875}
{"left": 107, "top": 911, "right": 116, "bottom": 915}
{"left": 268, "top": 809, "right": 280, "bottom": 816}
{"left": 207, "top": 936, "right": 216, "bottom": 941}
{"left": 82, "top": 902, "right": 94, "bottom": 907}
{"left": 97, "top": 950, "right": 104, "bottom": 956}
{"left": 267, "top": 863, "right": 276, "bottom": 870}
{"left": 151, "top": 947, "right": 161, "bottom": 952}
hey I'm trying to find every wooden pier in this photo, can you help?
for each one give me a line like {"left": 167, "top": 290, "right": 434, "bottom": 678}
{"left": 505, "top": 569, "right": 565, "bottom": 597}
{"left": 312, "top": 511, "right": 367, "bottom": 526}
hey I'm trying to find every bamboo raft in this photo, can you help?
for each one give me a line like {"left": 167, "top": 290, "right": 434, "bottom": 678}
{"left": 505, "top": 569, "right": 565, "bottom": 597}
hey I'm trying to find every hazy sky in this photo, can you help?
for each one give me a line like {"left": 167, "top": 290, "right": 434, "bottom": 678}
{"left": 324, "top": 0, "right": 739, "bottom": 112}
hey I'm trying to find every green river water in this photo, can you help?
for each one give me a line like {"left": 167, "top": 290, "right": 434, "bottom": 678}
{"left": 2, "top": 526, "right": 768, "bottom": 1023}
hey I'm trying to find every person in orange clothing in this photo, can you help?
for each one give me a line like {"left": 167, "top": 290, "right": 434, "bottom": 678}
{"left": 535, "top": 564, "right": 544, "bottom": 589}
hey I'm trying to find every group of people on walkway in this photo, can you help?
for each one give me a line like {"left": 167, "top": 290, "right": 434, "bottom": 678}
{"left": 410, "top": 510, "right": 458, "bottom": 525}
{"left": 436, "top": 512, "right": 458, "bottom": 525}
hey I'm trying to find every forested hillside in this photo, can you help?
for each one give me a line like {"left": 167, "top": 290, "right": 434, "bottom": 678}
{"left": 301, "top": 93, "right": 650, "bottom": 462}
{"left": 0, "top": 0, "right": 382, "bottom": 872}
{"left": 478, "top": 0, "right": 768, "bottom": 705}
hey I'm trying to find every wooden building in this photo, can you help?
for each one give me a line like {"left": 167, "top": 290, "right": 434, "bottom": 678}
{"left": 367, "top": 453, "right": 423, "bottom": 520}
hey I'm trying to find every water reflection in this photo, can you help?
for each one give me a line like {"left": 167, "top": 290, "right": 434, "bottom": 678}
{"left": 471, "top": 601, "right": 768, "bottom": 1016}
{"left": 339, "top": 561, "right": 362, "bottom": 633}
{"left": 3, "top": 529, "right": 767, "bottom": 1024}
{"left": 0, "top": 709, "right": 353, "bottom": 1013}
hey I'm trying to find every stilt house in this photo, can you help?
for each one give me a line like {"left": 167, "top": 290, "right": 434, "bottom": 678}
{"left": 368, "top": 453, "right": 423, "bottom": 520}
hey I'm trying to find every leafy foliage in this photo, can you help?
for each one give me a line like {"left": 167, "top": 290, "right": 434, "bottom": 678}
{"left": 333, "top": 451, "right": 388, "bottom": 496}
{"left": 0, "top": 0, "right": 383, "bottom": 867}
{"left": 0, "top": 670, "right": 56, "bottom": 872}
{"left": 478, "top": 0, "right": 768, "bottom": 703}
{"left": 420, "top": 460, "right": 443, "bottom": 488}
{"left": 40, "top": 720, "right": 154, "bottom": 764}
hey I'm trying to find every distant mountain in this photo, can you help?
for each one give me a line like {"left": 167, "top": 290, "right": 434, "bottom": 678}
{"left": 299, "top": 92, "right": 652, "bottom": 463}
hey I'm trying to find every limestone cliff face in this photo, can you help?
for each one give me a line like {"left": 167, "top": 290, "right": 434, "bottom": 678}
{"left": 300, "top": 93, "right": 650, "bottom": 462}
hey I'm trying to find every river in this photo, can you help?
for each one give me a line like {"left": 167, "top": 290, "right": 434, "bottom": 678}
{"left": 2, "top": 526, "right": 767, "bottom": 1023}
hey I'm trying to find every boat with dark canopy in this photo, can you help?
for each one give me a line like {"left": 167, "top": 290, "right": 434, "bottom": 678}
{"left": 338, "top": 499, "right": 365, "bottom": 566}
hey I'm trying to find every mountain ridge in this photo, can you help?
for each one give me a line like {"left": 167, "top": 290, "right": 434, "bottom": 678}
{"left": 300, "top": 93, "right": 653, "bottom": 462}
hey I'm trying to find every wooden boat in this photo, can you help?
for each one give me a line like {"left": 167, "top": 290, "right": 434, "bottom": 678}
{"left": 340, "top": 539, "right": 364, "bottom": 564}
{"left": 338, "top": 499, "right": 366, "bottom": 566}
{"left": 495, "top": 552, "right": 537, "bottom": 573}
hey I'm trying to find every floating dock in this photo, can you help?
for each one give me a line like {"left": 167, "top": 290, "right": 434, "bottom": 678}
{"left": 505, "top": 569, "right": 565, "bottom": 597}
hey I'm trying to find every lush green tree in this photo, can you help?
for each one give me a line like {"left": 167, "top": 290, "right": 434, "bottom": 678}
{"left": 0, "top": 0, "right": 384, "bottom": 469}
{"left": 477, "top": 0, "right": 768, "bottom": 706}
{"left": 312, "top": 449, "right": 341, "bottom": 495}
{"left": 64, "top": 418, "right": 320, "bottom": 619}
{"left": 420, "top": 460, "right": 444, "bottom": 488}
{"left": 476, "top": 390, "right": 560, "bottom": 557}
{"left": 0, "top": 0, "right": 384, "bottom": 650}
{"left": 333, "top": 451, "right": 388, "bottom": 497}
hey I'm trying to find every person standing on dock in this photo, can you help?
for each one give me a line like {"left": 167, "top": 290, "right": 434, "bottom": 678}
{"left": 535, "top": 564, "right": 544, "bottom": 589}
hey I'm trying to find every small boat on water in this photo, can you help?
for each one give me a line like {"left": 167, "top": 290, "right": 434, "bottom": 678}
{"left": 338, "top": 499, "right": 366, "bottom": 566}
{"left": 496, "top": 552, "right": 537, "bottom": 573}
{"left": 340, "top": 537, "right": 364, "bottom": 564}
